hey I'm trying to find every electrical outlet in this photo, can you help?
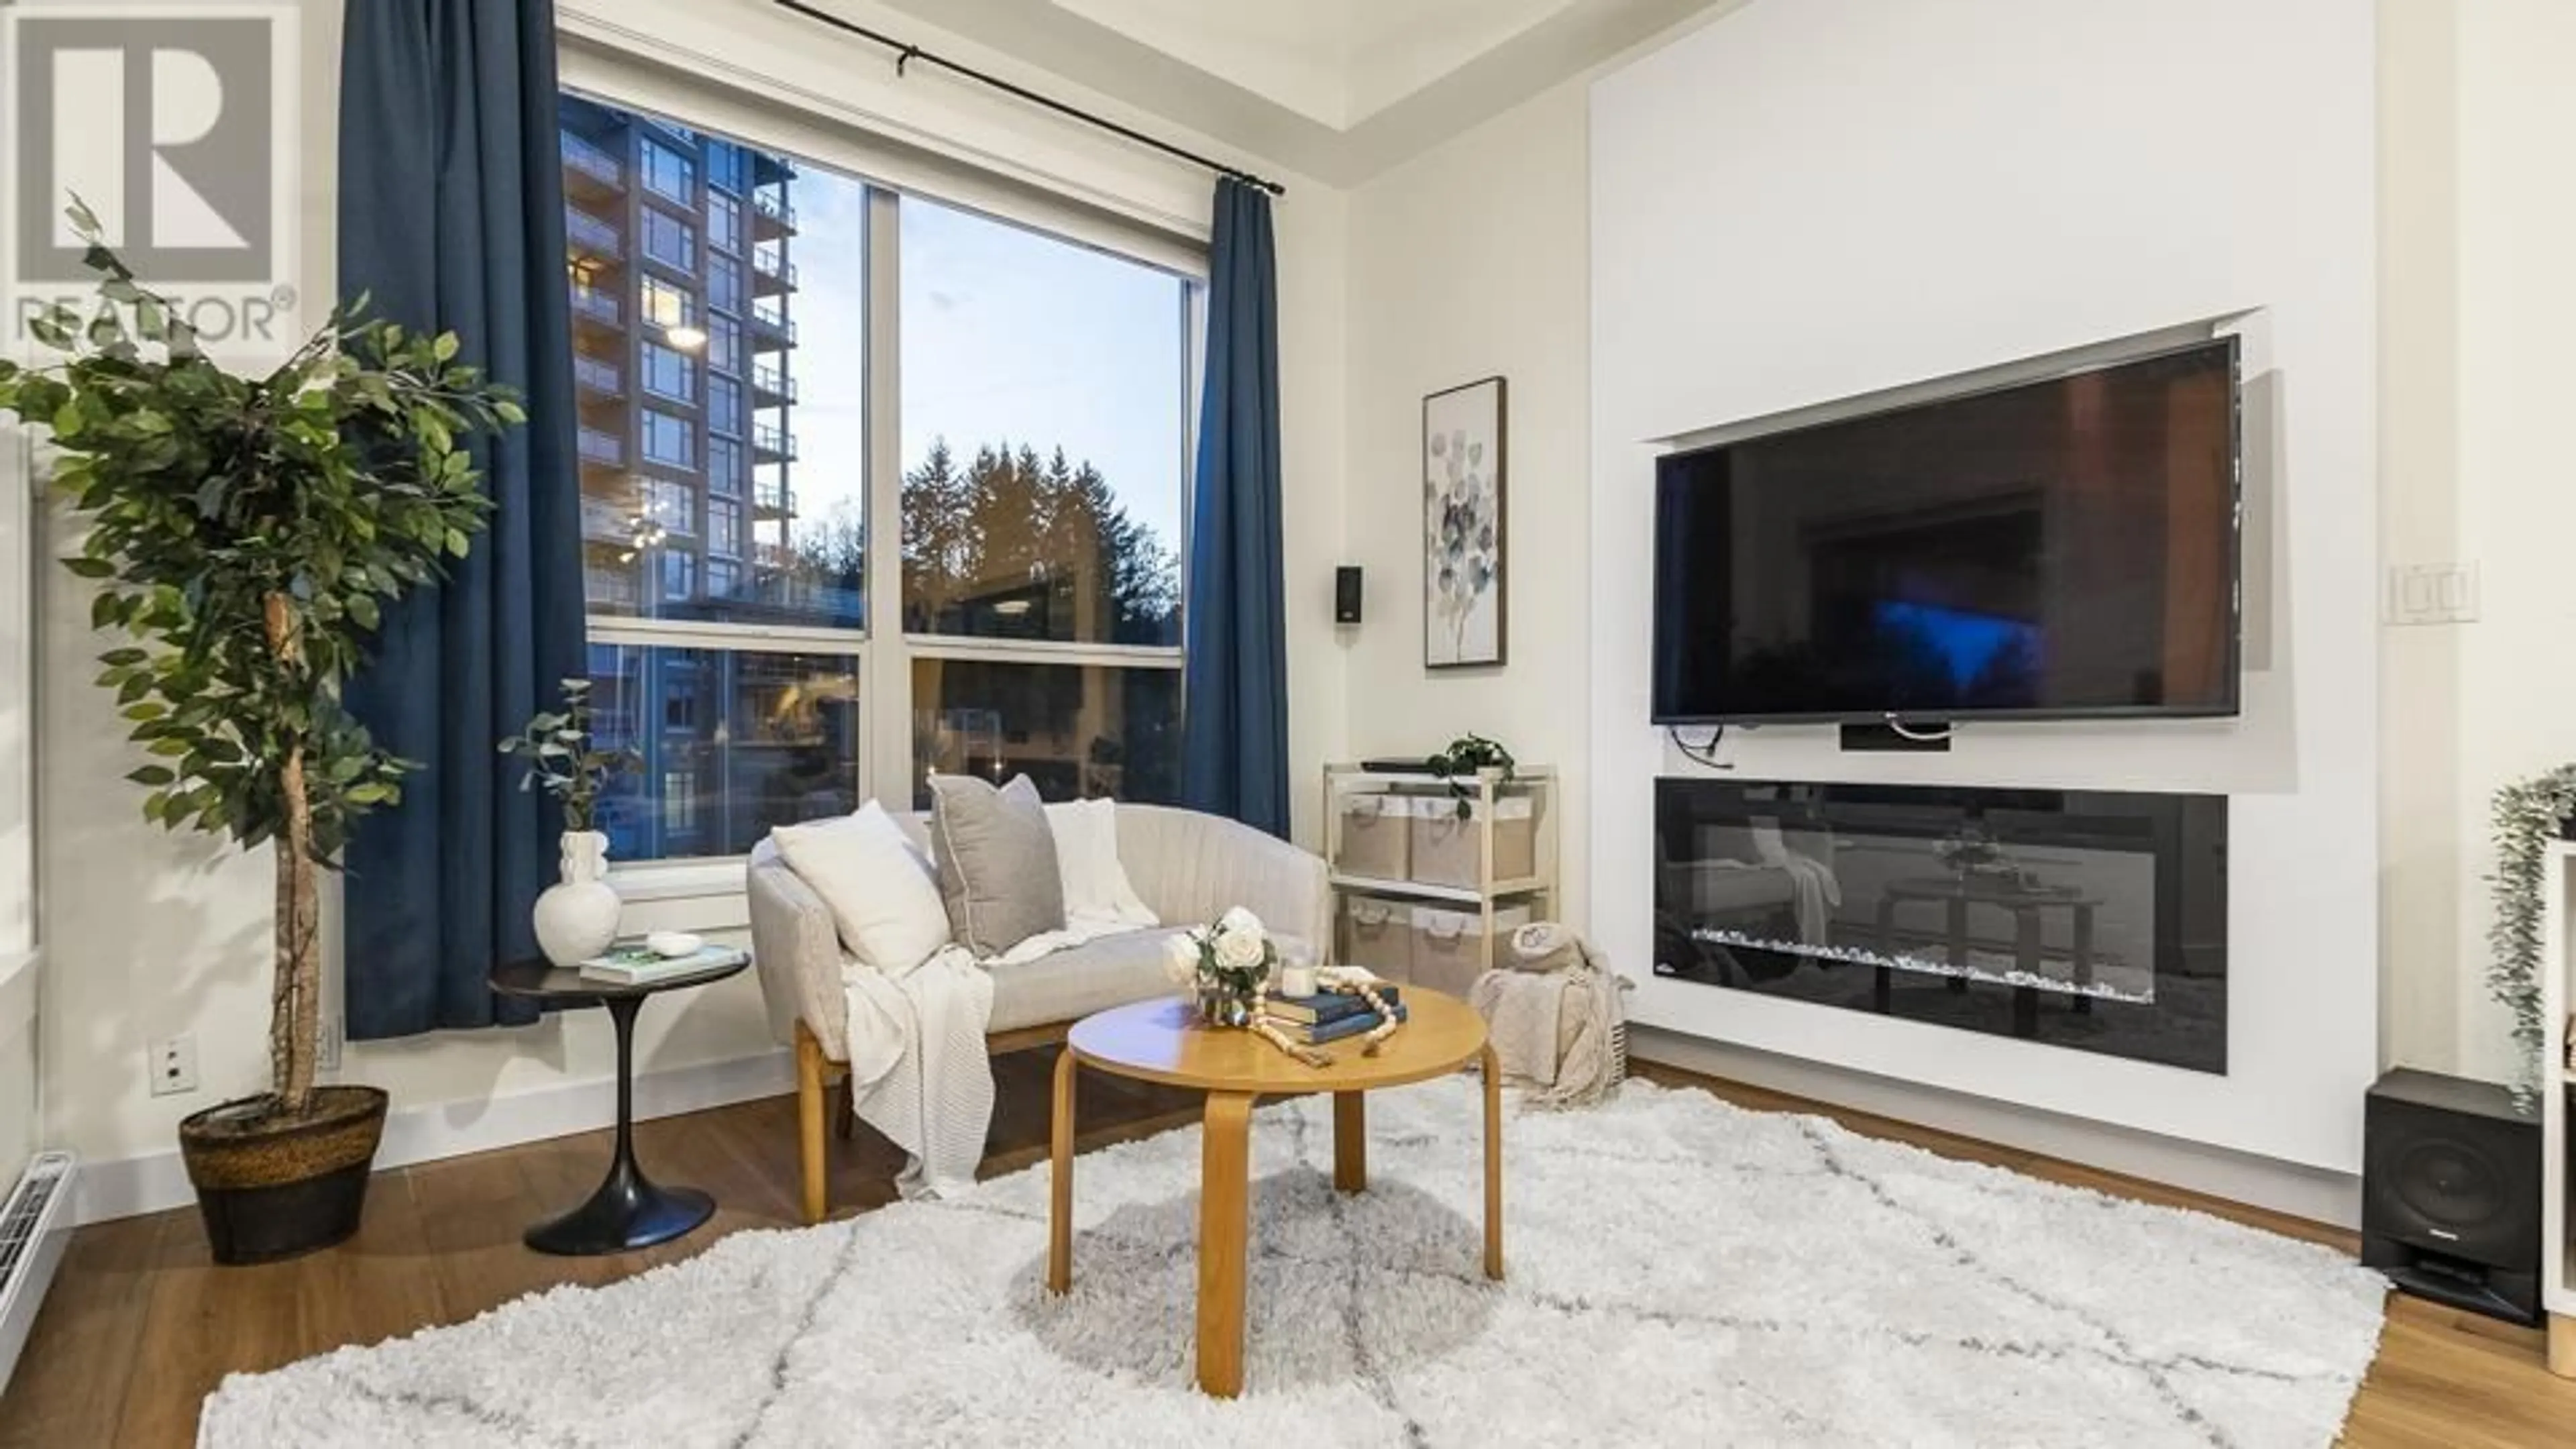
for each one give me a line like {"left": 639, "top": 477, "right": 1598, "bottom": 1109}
{"left": 148, "top": 1035, "right": 199, "bottom": 1097}
{"left": 317, "top": 1016, "right": 342, "bottom": 1074}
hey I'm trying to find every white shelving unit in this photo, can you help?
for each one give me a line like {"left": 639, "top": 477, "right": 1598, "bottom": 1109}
{"left": 1322, "top": 763, "right": 1559, "bottom": 975}
{"left": 2540, "top": 841, "right": 2576, "bottom": 1375}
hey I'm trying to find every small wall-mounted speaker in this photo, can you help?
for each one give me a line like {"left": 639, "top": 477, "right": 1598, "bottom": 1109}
{"left": 2360, "top": 1067, "right": 2541, "bottom": 1325}
{"left": 1335, "top": 566, "right": 1363, "bottom": 624}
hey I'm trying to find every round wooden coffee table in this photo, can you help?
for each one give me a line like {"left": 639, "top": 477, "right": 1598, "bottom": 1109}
{"left": 1046, "top": 990, "right": 1501, "bottom": 1399}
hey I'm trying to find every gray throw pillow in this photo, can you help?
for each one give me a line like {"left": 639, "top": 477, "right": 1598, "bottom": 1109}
{"left": 926, "top": 773, "right": 1068, "bottom": 957}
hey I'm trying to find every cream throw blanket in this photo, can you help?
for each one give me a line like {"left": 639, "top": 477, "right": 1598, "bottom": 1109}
{"left": 1469, "top": 922, "right": 1627, "bottom": 1110}
{"left": 843, "top": 908, "right": 1157, "bottom": 1199}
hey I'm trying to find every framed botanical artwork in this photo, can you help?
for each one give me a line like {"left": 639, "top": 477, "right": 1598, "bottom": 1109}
{"left": 1422, "top": 376, "right": 1507, "bottom": 669}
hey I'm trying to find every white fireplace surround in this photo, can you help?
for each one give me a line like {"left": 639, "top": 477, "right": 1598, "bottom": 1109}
{"left": 1589, "top": 0, "right": 2379, "bottom": 1181}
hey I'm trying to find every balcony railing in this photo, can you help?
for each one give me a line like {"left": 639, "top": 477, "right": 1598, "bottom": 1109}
{"left": 570, "top": 286, "right": 621, "bottom": 327}
{"left": 586, "top": 565, "right": 641, "bottom": 608}
{"left": 581, "top": 496, "right": 635, "bottom": 542}
{"left": 754, "top": 476, "right": 794, "bottom": 515}
{"left": 751, "top": 247, "right": 798, "bottom": 289}
{"left": 748, "top": 303, "right": 797, "bottom": 344}
{"left": 753, "top": 422, "right": 798, "bottom": 462}
{"left": 751, "top": 361, "right": 796, "bottom": 403}
{"left": 573, "top": 354, "right": 623, "bottom": 396}
{"left": 566, "top": 205, "right": 623, "bottom": 260}
{"left": 560, "top": 133, "right": 623, "bottom": 189}
{"left": 578, "top": 427, "right": 624, "bottom": 467}
{"left": 751, "top": 189, "right": 797, "bottom": 231}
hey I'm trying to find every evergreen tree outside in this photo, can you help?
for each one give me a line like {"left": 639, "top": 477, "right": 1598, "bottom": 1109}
{"left": 790, "top": 437, "right": 1185, "bottom": 806}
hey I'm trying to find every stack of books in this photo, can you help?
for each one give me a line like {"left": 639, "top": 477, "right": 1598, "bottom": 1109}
{"left": 579, "top": 943, "right": 749, "bottom": 985}
{"left": 1265, "top": 986, "right": 1408, "bottom": 1045}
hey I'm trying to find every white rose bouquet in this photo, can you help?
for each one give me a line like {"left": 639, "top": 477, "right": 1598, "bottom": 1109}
{"left": 1167, "top": 906, "right": 1278, "bottom": 1027}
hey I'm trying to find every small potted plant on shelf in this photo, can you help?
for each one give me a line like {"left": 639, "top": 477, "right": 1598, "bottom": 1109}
{"left": 1424, "top": 732, "right": 1517, "bottom": 820}
{"left": 500, "top": 678, "right": 639, "bottom": 965}
{"left": 0, "top": 204, "right": 523, "bottom": 1264}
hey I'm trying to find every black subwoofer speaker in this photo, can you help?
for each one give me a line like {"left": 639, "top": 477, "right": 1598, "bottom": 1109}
{"left": 2360, "top": 1067, "right": 2540, "bottom": 1325}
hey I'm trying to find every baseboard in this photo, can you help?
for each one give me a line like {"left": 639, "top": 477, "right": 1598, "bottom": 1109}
{"left": 75, "top": 1048, "right": 796, "bottom": 1226}
{"left": 1628, "top": 1026, "right": 2363, "bottom": 1230}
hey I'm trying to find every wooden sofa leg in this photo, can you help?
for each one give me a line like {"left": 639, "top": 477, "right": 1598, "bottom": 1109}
{"left": 796, "top": 1021, "right": 830, "bottom": 1225}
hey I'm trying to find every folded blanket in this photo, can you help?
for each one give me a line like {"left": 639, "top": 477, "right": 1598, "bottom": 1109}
{"left": 844, "top": 944, "right": 994, "bottom": 1199}
{"left": 844, "top": 913, "right": 1152, "bottom": 1198}
{"left": 1468, "top": 922, "right": 1627, "bottom": 1110}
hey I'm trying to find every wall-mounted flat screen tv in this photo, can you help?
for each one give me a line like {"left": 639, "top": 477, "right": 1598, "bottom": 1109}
{"left": 1652, "top": 338, "right": 2241, "bottom": 725}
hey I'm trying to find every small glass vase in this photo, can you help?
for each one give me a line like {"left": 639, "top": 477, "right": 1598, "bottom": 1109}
{"left": 1194, "top": 978, "right": 1258, "bottom": 1030}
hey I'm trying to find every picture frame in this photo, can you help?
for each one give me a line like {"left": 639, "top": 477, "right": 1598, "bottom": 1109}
{"left": 1421, "top": 376, "right": 1507, "bottom": 669}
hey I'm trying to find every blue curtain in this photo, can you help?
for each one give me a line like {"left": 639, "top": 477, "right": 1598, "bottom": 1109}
{"left": 337, "top": 0, "right": 584, "bottom": 1037}
{"left": 1181, "top": 178, "right": 1290, "bottom": 837}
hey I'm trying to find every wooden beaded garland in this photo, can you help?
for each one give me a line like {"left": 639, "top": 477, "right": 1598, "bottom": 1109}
{"left": 1249, "top": 969, "right": 1404, "bottom": 1067}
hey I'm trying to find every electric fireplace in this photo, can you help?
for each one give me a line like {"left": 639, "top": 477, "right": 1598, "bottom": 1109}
{"left": 1653, "top": 778, "right": 2226, "bottom": 1072}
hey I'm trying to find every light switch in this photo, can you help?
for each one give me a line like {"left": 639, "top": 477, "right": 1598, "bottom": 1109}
{"left": 2385, "top": 564, "right": 2479, "bottom": 625}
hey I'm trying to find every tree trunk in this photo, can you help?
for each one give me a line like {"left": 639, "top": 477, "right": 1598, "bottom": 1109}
{"left": 264, "top": 593, "right": 320, "bottom": 1119}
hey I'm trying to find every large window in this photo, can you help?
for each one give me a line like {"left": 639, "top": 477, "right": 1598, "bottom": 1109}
{"left": 641, "top": 409, "right": 694, "bottom": 468}
{"left": 641, "top": 137, "right": 695, "bottom": 203}
{"left": 641, "top": 276, "right": 695, "bottom": 333}
{"left": 563, "top": 92, "right": 1196, "bottom": 866}
{"left": 708, "top": 191, "right": 741, "bottom": 256}
{"left": 642, "top": 208, "right": 697, "bottom": 270}
{"left": 640, "top": 341, "right": 696, "bottom": 402}
{"left": 708, "top": 255, "right": 743, "bottom": 315}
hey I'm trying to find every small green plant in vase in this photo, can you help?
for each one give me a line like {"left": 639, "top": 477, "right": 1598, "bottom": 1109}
{"left": 500, "top": 678, "right": 639, "bottom": 965}
{"left": 1426, "top": 733, "right": 1517, "bottom": 820}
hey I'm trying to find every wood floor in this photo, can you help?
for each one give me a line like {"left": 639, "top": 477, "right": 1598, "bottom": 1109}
{"left": 4, "top": 1052, "right": 2571, "bottom": 1446}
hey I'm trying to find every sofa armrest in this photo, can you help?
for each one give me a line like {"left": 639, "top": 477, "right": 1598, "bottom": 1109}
{"left": 746, "top": 845, "right": 849, "bottom": 1060}
{"left": 1123, "top": 808, "right": 1331, "bottom": 962}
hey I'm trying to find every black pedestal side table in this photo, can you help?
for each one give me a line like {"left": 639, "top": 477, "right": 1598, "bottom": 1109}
{"left": 490, "top": 954, "right": 751, "bottom": 1256}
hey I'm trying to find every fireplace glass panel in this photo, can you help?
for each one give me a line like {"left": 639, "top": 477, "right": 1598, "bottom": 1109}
{"left": 1653, "top": 779, "right": 2226, "bottom": 1073}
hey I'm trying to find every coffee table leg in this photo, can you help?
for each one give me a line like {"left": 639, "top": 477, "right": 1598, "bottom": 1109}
{"left": 1197, "top": 1090, "right": 1255, "bottom": 1398}
{"left": 1333, "top": 1091, "right": 1366, "bottom": 1193}
{"left": 1481, "top": 1043, "right": 1504, "bottom": 1281}
{"left": 1048, "top": 1048, "right": 1076, "bottom": 1295}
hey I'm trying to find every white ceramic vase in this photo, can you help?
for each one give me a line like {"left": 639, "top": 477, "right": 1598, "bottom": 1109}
{"left": 533, "top": 829, "right": 622, "bottom": 967}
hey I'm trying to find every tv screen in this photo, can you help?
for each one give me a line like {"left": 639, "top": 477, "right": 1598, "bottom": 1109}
{"left": 1652, "top": 339, "right": 2241, "bottom": 724}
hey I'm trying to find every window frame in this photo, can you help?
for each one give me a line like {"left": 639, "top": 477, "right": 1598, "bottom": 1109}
{"left": 561, "top": 76, "right": 1204, "bottom": 901}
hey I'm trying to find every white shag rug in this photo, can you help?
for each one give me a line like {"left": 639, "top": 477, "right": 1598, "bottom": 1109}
{"left": 199, "top": 1077, "right": 2386, "bottom": 1448}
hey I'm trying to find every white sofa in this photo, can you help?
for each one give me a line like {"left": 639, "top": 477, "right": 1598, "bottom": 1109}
{"left": 746, "top": 802, "right": 1330, "bottom": 1222}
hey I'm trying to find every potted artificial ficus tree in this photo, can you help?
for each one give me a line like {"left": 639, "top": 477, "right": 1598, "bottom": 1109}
{"left": 0, "top": 206, "right": 524, "bottom": 1263}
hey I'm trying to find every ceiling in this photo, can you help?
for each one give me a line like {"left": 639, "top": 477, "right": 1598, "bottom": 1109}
{"left": 863, "top": 0, "right": 1729, "bottom": 186}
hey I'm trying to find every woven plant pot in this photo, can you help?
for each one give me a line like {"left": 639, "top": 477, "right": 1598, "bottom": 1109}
{"left": 178, "top": 1085, "right": 388, "bottom": 1266}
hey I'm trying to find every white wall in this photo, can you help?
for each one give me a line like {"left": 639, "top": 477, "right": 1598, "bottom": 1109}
{"left": 0, "top": 405, "right": 32, "bottom": 1192}
{"left": 1330, "top": 0, "right": 2575, "bottom": 1205}
{"left": 1589, "top": 0, "right": 2381, "bottom": 1173}
{"left": 1342, "top": 80, "right": 1591, "bottom": 925}
{"left": 36, "top": 0, "right": 1348, "bottom": 1214}
{"left": 2432, "top": 0, "right": 2576, "bottom": 1083}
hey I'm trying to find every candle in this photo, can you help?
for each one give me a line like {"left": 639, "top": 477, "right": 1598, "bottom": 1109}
{"left": 1279, "top": 964, "right": 1318, "bottom": 999}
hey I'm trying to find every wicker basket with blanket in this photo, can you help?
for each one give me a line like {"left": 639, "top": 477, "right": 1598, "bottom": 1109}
{"left": 1468, "top": 921, "right": 1629, "bottom": 1109}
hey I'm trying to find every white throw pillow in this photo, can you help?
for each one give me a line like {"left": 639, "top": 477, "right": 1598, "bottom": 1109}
{"left": 1044, "top": 798, "right": 1158, "bottom": 926}
{"left": 773, "top": 802, "right": 953, "bottom": 973}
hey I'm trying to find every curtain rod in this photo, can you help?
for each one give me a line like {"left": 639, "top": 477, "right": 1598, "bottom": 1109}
{"left": 768, "top": 0, "right": 1287, "bottom": 198}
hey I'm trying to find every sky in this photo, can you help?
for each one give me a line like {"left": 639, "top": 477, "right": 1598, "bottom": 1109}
{"left": 781, "top": 162, "right": 1189, "bottom": 568}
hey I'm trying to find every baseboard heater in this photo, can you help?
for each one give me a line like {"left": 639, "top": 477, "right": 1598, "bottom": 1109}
{"left": 0, "top": 1152, "right": 77, "bottom": 1396}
